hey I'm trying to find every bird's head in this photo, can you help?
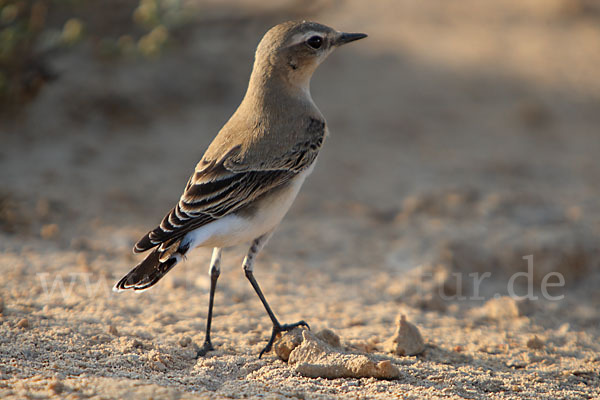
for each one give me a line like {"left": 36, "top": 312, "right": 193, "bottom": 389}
{"left": 251, "top": 21, "right": 367, "bottom": 94}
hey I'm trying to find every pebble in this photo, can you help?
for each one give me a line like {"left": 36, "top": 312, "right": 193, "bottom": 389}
{"left": 288, "top": 330, "right": 400, "bottom": 379}
{"left": 480, "top": 296, "right": 522, "bottom": 320}
{"left": 274, "top": 328, "right": 400, "bottom": 379}
{"left": 274, "top": 327, "right": 305, "bottom": 361}
{"left": 384, "top": 315, "right": 425, "bottom": 356}
{"left": 274, "top": 328, "right": 342, "bottom": 361}
{"left": 179, "top": 336, "right": 192, "bottom": 348}
{"left": 17, "top": 318, "right": 30, "bottom": 329}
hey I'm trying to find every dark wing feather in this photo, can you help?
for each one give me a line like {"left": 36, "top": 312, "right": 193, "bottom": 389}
{"left": 133, "top": 164, "right": 297, "bottom": 253}
{"left": 134, "top": 121, "right": 325, "bottom": 254}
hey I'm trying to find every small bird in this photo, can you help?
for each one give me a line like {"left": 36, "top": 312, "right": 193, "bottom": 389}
{"left": 114, "top": 21, "right": 367, "bottom": 358}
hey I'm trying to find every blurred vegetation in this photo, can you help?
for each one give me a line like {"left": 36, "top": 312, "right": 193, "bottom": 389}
{"left": 0, "top": 0, "right": 194, "bottom": 114}
{"left": 1, "top": 0, "right": 53, "bottom": 111}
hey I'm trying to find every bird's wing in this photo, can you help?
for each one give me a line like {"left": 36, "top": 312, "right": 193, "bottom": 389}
{"left": 134, "top": 115, "right": 327, "bottom": 254}
{"left": 218, "top": 117, "right": 326, "bottom": 173}
{"left": 133, "top": 146, "right": 316, "bottom": 254}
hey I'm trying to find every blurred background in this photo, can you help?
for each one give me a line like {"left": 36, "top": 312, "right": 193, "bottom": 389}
{"left": 3, "top": 0, "right": 600, "bottom": 285}
{"left": 1, "top": 0, "right": 600, "bottom": 393}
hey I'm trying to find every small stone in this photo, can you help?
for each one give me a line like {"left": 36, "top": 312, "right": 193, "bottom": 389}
{"left": 481, "top": 296, "right": 522, "bottom": 320}
{"left": 275, "top": 327, "right": 305, "bottom": 362}
{"left": 17, "top": 318, "right": 30, "bottom": 329}
{"left": 179, "top": 336, "right": 191, "bottom": 348}
{"left": 376, "top": 360, "right": 397, "bottom": 377}
{"left": 0, "top": 297, "right": 4, "bottom": 314}
{"left": 48, "top": 379, "right": 64, "bottom": 394}
{"left": 108, "top": 324, "right": 119, "bottom": 336}
{"left": 556, "top": 323, "right": 570, "bottom": 336}
{"left": 41, "top": 223, "right": 59, "bottom": 239}
{"left": 289, "top": 330, "right": 400, "bottom": 379}
{"left": 384, "top": 315, "right": 425, "bottom": 356}
{"left": 526, "top": 336, "right": 544, "bottom": 350}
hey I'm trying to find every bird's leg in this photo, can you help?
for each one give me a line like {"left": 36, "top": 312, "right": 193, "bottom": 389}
{"left": 243, "top": 233, "right": 309, "bottom": 358}
{"left": 197, "top": 247, "right": 222, "bottom": 357}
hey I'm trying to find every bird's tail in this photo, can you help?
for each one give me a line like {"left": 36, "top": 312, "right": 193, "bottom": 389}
{"left": 113, "top": 248, "right": 181, "bottom": 292}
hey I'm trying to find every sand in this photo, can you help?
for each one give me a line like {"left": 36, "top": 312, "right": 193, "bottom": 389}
{"left": 1, "top": 0, "right": 600, "bottom": 398}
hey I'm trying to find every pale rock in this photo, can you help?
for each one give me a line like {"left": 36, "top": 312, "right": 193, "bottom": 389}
{"left": 384, "top": 315, "right": 425, "bottom": 356}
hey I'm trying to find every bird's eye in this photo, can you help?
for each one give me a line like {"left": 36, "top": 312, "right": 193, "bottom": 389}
{"left": 306, "top": 36, "right": 323, "bottom": 49}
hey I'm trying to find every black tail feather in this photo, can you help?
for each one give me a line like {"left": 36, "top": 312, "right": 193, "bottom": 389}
{"left": 114, "top": 249, "right": 178, "bottom": 291}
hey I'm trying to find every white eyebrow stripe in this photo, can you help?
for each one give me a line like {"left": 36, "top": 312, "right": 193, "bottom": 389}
{"left": 288, "top": 31, "right": 322, "bottom": 47}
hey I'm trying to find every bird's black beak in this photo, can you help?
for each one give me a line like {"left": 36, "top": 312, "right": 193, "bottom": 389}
{"left": 334, "top": 32, "right": 368, "bottom": 46}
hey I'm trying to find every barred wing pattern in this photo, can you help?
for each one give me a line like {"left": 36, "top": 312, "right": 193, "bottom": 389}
{"left": 134, "top": 167, "right": 291, "bottom": 254}
{"left": 133, "top": 136, "right": 322, "bottom": 255}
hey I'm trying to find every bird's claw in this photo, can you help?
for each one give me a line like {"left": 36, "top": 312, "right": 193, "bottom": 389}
{"left": 258, "top": 320, "right": 310, "bottom": 358}
{"left": 196, "top": 340, "right": 214, "bottom": 358}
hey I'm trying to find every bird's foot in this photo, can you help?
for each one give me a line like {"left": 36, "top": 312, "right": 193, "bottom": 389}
{"left": 259, "top": 320, "right": 310, "bottom": 358}
{"left": 196, "top": 340, "right": 214, "bottom": 358}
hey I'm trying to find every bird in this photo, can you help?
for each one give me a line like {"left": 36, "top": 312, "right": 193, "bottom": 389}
{"left": 113, "top": 20, "right": 367, "bottom": 358}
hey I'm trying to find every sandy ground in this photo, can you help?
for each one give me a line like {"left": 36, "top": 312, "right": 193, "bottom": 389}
{"left": 1, "top": 0, "right": 600, "bottom": 398}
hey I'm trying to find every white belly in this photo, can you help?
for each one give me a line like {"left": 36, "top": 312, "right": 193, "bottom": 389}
{"left": 182, "top": 164, "right": 314, "bottom": 249}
